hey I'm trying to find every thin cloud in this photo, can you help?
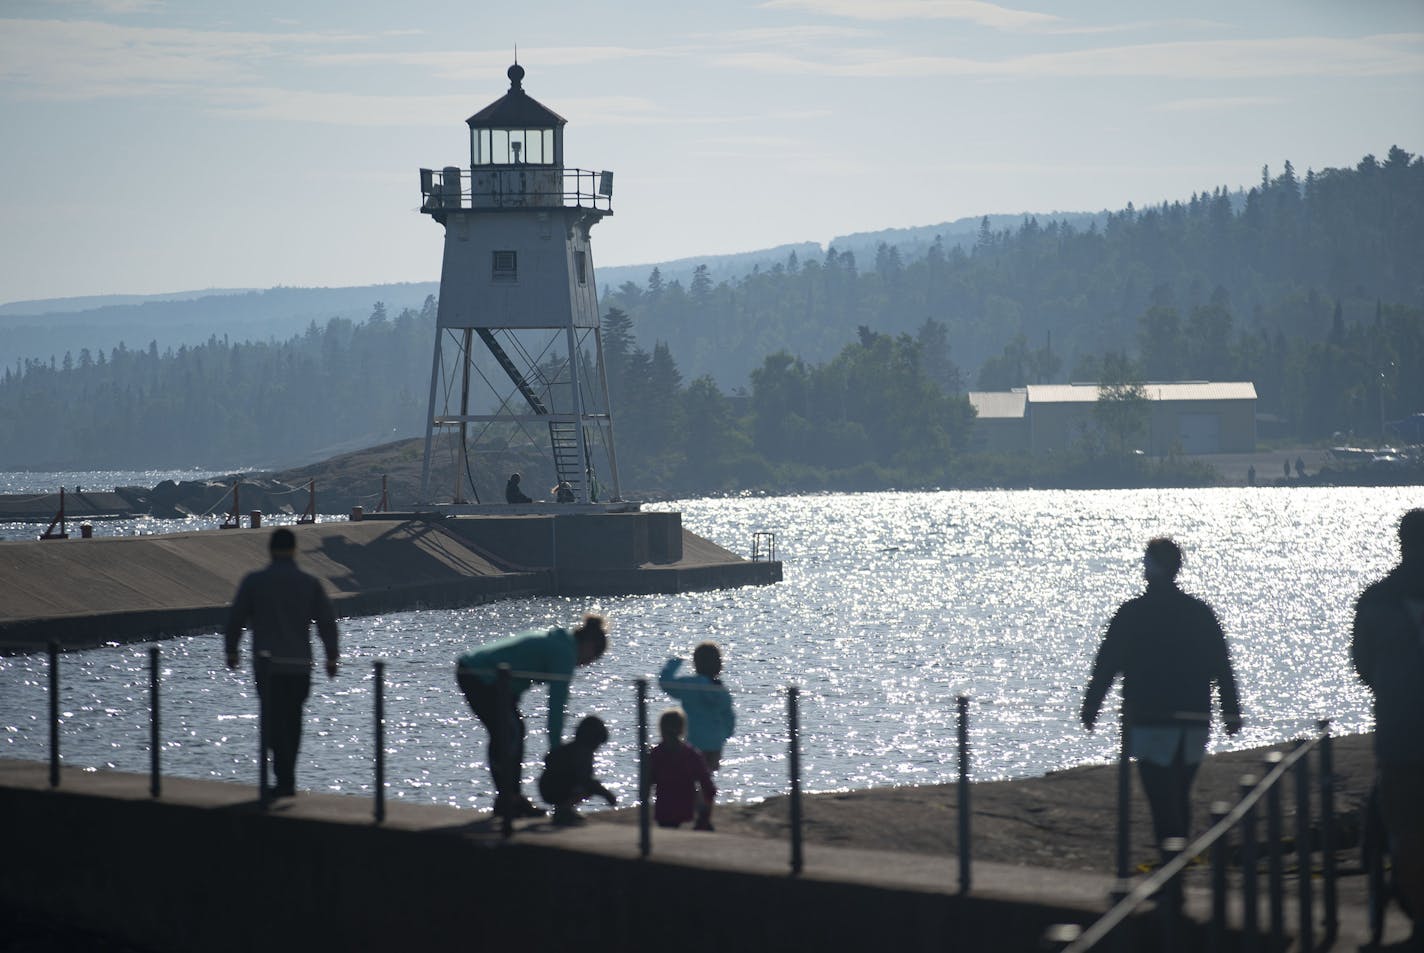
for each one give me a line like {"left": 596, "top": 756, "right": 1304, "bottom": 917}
{"left": 1154, "top": 96, "right": 1285, "bottom": 112}
{"left": 1044, "top": 18, "right": 1230, "bottom": 37}
{"left": 699, "top": 25, "right": 877, "bottom": 45}
{"left": 205, "top": 88, "right": 484, "bottom": 127}
{"left": 205, "top": 88, "right": 668, "bottom": 129}
{"left": 305, "top": 45, "right": 676, "bottom": 81}
{"left": 0, "top": 18, "right": 365, "bottom": 101}
{"left": 760, "top": 0, "right": 1060, "bottom": 30}
{"left": 48, "top": 0, "right": 164, "bottom": 13}
{"left": 714, "top": 33, "right": 1424, "bottom": 79}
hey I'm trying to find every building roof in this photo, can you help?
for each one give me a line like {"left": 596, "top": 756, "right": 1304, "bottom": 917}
{"left": 467, "top": 64, "right": 567, "bottom": 128}
{"left": 1024, "top": 382, "right": 1257, "bottom": 404}
{"left": 967, "top": 390, "right": 1027, "bottom": 419}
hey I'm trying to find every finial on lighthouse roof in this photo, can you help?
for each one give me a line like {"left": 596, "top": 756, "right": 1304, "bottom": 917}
{"left": 508, "top": 62, "right": 525, "bottom": 90}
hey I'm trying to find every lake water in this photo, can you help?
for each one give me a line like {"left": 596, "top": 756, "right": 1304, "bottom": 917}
{"left": 1, "top": 481, "right": 1417, "bottom": 813}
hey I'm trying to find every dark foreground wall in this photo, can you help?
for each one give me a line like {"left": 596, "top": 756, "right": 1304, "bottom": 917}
{"left": 2, "top": 765, "right": 1123, "bottom": 953}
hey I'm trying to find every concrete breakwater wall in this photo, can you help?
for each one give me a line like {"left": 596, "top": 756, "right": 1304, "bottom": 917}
{"left": 0, "top": 760, "right": 1137, "bottom": 953}
{"left": 0, "top": 513, "right": 781, "bottom": 650}
{"left": 0, "top": 479, "right": 313, "bottom": 522}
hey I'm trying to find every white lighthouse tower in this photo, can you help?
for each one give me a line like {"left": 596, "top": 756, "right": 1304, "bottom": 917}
{"left": 417, "top": 63, "right": 622, "bottom": 507}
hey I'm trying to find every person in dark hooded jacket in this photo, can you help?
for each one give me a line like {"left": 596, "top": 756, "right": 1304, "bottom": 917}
{"left": 1081, "top": 537, "right": 1243, "bottom": 852}
{"left": 505, "top": 473, "right": 532, "bottom": 504}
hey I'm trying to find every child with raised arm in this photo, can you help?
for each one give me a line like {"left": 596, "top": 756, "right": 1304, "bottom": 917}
{"left": 659, "top": 641, "right": 735, "bottom": 772}
{"left": 538, "top": 715, "right": 617, "bottom": 826}
{"left": 650, "top": 708, "right": 716, "bottom": 830}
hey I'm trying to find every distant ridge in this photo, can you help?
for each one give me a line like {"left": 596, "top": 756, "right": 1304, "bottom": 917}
{"left": 0, "top": 209, "right": 1106, "bottom": 368}
{"left": 0, "top": 288, "right": 254, "bottom": 317}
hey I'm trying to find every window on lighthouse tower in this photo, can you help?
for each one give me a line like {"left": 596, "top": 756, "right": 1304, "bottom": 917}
{"left": 474, "top": 128, "right": 556, "bottom": 166}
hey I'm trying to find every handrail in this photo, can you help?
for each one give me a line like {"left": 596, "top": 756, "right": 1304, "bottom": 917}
{"left": 1052, "top": 723, "right": 1334, "bottom": 951}
{"left": 419, "top": 166, "right": 612, "bottom": 213}
{"left": 34, "top": 643, "right": 975, "bottom": 886}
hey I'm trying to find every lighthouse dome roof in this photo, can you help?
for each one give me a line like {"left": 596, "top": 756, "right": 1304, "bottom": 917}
{"left": 466, "top": 64, "right": 567, "bottom": 128}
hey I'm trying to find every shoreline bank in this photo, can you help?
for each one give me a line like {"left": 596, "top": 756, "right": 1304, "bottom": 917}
{"left": 607, "top": 730, "right": 1379, "bottom": 872}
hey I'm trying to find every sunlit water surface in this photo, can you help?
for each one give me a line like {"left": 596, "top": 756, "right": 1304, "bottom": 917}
{"left": 2, "top": 484, "right": 1417, "bottom": 812}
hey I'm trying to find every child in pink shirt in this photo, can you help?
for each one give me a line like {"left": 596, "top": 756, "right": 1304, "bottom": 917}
{"left": 650, "top": 708, "right": 716, "bottom": 830}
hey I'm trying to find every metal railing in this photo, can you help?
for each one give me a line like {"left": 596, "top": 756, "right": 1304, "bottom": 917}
{"left": 1048, "top": 721, "right": 1339, "bottom": 951}
{"left": 31, "top": 643, "right": 976, "bottom": 891}
{"left": 419, "top": 167, "right": 612, "bottom": 213}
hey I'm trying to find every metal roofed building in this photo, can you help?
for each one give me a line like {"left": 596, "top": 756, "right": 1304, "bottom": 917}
{"left": 968, "top": 381, "right": 1257, "bottom": 455}
{"left": 965, "top": 388, "right": 1028, "bottom": 452}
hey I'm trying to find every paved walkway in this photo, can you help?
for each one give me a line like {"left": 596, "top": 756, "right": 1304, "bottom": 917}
{"left": 2, "top": 757, "right": 1412, "bottom": 950}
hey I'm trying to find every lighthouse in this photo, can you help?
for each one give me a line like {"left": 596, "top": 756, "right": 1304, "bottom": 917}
{"left": 417, "top": 63, "right": 621, "bottom": 507}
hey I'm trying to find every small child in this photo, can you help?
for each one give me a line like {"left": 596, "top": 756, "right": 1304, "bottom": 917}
{"left": 538, "top": 715, "right": 616, "bottom": 826}
{"left": 650, "top": 708, "right": 716, "bottom": 831}
{"left": 658, "top": 641, "right": 735, "bottom": 773}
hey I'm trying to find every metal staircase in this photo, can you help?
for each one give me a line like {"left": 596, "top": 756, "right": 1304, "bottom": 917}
{"left": 548, "top": 419, "right": 590, "bottom": 499}
{"left": 477, "top": 328, "right": 591, "bottom": 498}
{"left": 476, "top": 329, "right": 548, "bottom": 414}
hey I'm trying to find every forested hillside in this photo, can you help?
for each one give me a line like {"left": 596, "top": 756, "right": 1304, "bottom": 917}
{"left": 1, "top": 148, "right": 1420, "bottom": 494}
{"left": 0, "top": 300, "right": 437, "bottom": 470}
{"left": 604, "top": 148, "right": 1423, "bottom": 389}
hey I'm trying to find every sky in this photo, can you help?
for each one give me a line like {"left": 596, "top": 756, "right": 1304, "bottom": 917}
{"left": 1, "top": 0, "right": 1421, "bottom": 305}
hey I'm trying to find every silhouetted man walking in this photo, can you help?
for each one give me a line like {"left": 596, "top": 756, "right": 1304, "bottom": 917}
{"left": 225, "top": 527, "right": 339, "bottom": 798}
{"left": 1351, "top": 508, "right": 1424, "bottom": 945}
{"left": 1081, "top": 537, "right": 1243, "bottom": 852}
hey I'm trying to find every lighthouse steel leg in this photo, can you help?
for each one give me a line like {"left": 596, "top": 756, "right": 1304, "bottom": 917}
{"left": 418, "top": 329, "right": 444, "bottom": 505}
{"left": 590, "top": 325, "right": 622, "bottom": 501}
{"left": 564, "top": 324, "right": 591, "bottom": 502}
{"left": 454, "top": 329, "right": 474, "bottom": 503}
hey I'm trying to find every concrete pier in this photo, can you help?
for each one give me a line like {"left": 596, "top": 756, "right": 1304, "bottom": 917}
{"left": 0, "top": 759, "right": 1169, "bottom": 953}
{"left": 2, "top": 757, "right": 1398, "bottom": 952}
{"left": 0, "top": 512, "right": 781, "bottom": 650}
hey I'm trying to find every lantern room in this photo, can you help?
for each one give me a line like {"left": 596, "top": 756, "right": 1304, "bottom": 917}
{"left": 467, "top": 64, "right": 565, "bottom": 168}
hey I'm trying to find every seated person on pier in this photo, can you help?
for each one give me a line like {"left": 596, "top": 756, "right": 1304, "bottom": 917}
{"left": 505, "top": 472, "right": 533, "bottom": 504}
{"left": 650, "top": 708, "right": 717, "bottom": 831}
{"left": 552, "top": 481, "right": 575, "bottom": 503}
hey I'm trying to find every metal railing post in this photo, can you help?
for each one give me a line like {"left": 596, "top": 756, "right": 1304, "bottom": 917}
{"left": 374, "top": 660, "right": 386, "bottom": 824}
{"left": 636, "top": 678, "right": 650, "bottom": 858}
{"left": 256, "top": 651, "right": 271, "bottom": 800}
{"left": 1115, "top": 710, "right": 1131, "bottom": 888}
{"left": 1317, "top": 720, "right": 1338, "bottom": 943}
{"left": 788, "top": 685, "right": 803, "bottom": 876}
{"left": 48, "top": 640, "right": 59, "bottom": 788}
{"left": 495, "top": 664, "right": 513, "bottom": 838}
{"left": 1208, "top": 802, "right": 1230, "bottom": 953}
{"left": 957, "top": 694, "right": 971, "bottom": 895}
{"left": 1295, "top": 754, "right": 1314, "bottom": 950}
{"left": 1239, "top": 774, "right": 1259, "bottom": 951}
{"left": 149, "top": 646, "right": 161, "bottom": 798}
{"left": 1161, "top": 836, "right": 1185, "bottom": 953}
{"left": 1263, "top": 752, "right": 1285, "bottom": 949}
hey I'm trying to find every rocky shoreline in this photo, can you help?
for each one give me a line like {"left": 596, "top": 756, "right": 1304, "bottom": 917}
{"left": 4, "top": 439, "right": 1420, "bottom": 524}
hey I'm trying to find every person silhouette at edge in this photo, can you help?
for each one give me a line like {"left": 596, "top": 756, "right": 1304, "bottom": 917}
{"left": 505, "top": 472, "right": 532, "bottom": 504}
{"left": 1081, "top": 537, "right": 1243, "bottom": 855}
{"left": 1351, "top": 508, "right": 1424, "bottom": 942}
{"left": 224, "top": 527, "right": 339, "bottom": 799}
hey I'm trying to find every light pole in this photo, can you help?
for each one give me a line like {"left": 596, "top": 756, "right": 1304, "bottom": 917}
{"left": 1379, "top": 361, "right": 1395, "bottom": 444}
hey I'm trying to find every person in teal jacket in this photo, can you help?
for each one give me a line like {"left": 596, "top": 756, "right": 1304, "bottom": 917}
{"left": 456, "top": 613, "right": 608, "bottom": 819}
{"left": 659, "top": 641, "right": 735, "bottom": 771}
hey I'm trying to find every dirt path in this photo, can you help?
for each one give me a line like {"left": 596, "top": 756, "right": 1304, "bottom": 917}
{"left": 605, "top": 731, "right": 1376, "bottom": 872}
